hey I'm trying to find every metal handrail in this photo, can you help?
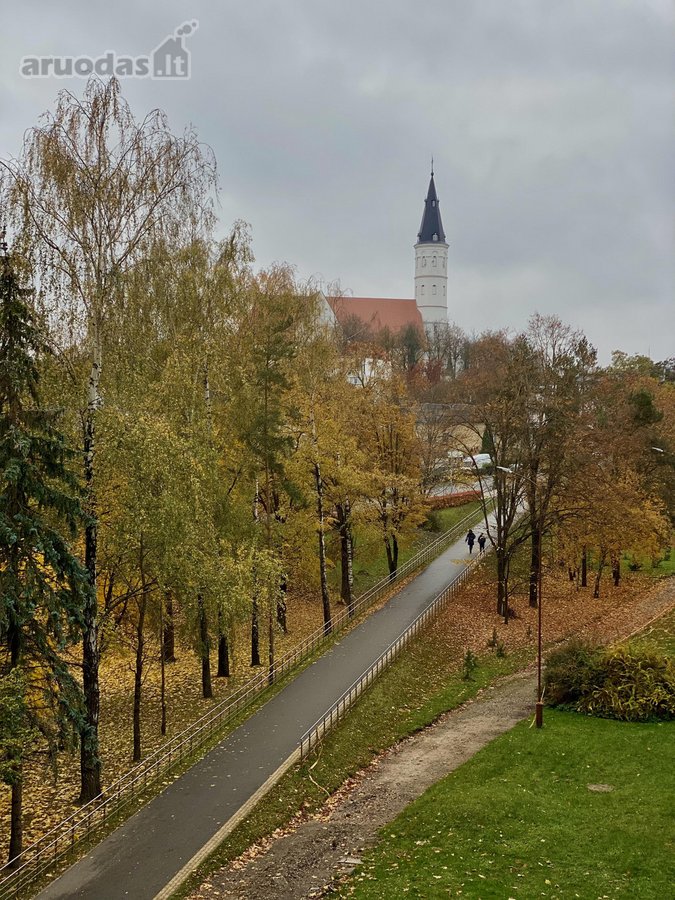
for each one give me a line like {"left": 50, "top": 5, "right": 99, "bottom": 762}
{"left": 300, "top": 560, "right": 478, "bottom": 760}
{"left": 0, "top": 507, "right": 483, "bottom": 899}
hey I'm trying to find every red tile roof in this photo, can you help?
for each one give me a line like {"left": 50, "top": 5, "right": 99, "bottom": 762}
{"left": 328, "top": 296, "right": 423, "bottom": 334}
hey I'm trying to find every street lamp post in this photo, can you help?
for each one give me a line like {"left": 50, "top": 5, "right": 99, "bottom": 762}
{"left": 535, "top": 547, "right": 543, "bottom": 728}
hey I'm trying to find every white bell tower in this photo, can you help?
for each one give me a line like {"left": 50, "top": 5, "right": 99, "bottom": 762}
{"left": 414, "top": 166, "right": 448, "bottom": 327}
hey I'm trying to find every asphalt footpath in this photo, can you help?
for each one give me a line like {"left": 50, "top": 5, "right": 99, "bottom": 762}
{"left": 38, "top": 531, "right": 482, "bottom": 899}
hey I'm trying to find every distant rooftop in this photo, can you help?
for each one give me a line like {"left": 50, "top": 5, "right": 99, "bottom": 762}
{"left": 328, "top": 296, "right": 423, "bottom": 335}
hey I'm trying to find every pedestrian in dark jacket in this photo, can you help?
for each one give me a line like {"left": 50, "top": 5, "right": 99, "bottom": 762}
{"left": 465, "top": 529, "right": 476, "bottom": 554}
{"left": 478, "top": 533, "right": 487, "bottom": 554}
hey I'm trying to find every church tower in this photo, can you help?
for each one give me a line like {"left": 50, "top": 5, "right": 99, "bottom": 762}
{"left": 414, "top": 167, "right": 448, "bottom": 327}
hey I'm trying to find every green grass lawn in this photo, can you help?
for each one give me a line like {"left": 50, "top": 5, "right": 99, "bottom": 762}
{"left": 623, "top": 546, "right": 675, "bottom": 580}
{"left": 339, "top": 711, "right": 675, "bottom": 899}
{"left": 425, "top": 501, "right": 484, "bottom": 535}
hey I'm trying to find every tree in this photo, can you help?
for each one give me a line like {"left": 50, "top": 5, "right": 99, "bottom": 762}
{"left": 288, "top": 330, "right": 371, "bottom": 625}
{"left": 555, "top": 364, "right": 671, "bottom": 594}
{"left": 238, "top": 266, "right": 313, "bottom": 677}
{"left": 363, "top": 375, "right": 426, "bottom": 578}
{"left": 451, "top": 332, "right": 532, "bottom": 618}
{"left": 0, "top": 248, "right": 89, "bottom": 861}
{"left": 519, "top": 315, "right": 597, "bottom": 607}
{"left": 425, "top": 322, "right": 468, "bottom": 380}
{"left": 2, "top": 78, "right": 216, "bottom": 800}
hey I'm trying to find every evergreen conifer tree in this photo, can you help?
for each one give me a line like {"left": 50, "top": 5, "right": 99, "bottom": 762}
{"left": 0, "top": 240, "right": 90, "bottom": 864}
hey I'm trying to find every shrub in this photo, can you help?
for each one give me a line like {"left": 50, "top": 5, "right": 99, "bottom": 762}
{"left": 462, "top": 648, "right": 479, "bottom": 681}
{"left": 423, "top": 510, "right": 444, "bottom": 533}
{"left": 545, "top": 641, "right": 675, "bottom": 722}
{"left": 579, "top": 645, "right": 675, "bottom": 722}
{"left": 544, "top": 639, "right": 604, "bottom": 708}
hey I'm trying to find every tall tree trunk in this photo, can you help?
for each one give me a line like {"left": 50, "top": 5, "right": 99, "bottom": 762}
{"left": 497, "top": 552, "right": 508, "bottom": 619}
{"left": 314, "top": 461, "right": 332, "bottom": 634}
{"left": 612, "top": 553, "right": 621, "bottom": 587}
{"left": 263, "top": 380, "right": 276, "bottom": 682}
{"left": 162, "top": 591, "right": 175, "bottom": 663}
{"left": 268, "top": 607, "right": 275, "bottom": 685}
{"left": 276, "top": 576, "right": 287, "bottom": 633}
{"left": 275, "top": 542, "right": 287, "bottom": 634}
{"left": 7, "top": 621, "right": 22, "bottom": 865}
{"left": 581, "top": 546, "right": 588, "bottom": 588}
{"left": 80, "top": 338, "right": 102, "bottom": 804}
{"left": 593, "top": 550, "right": 606, "bottom": 599}
{"left": 346, "top": 519, "right": 354, "bottom": 612}
{"left": 132, "top": 590, "right": 147, "bottom": 762}
{"left": 384, "top": 535, "right": 396, "bottom": 579}
{"left": 337, "top": 502, "right": 354, "bottom": 615}
{"left": 198, "top": 595, "right": 212, "bottom": 699}
{"left": 217, "top": 633, "right": 230, "bottom": 677}
{"left": 276, "top": 599, "right": 287, "bottom": 632}
{"left": 251, "top": 599, "right": 261, "bottom": 666}
{"left": 8, "top": 774, "right": 22, "bottom": 866}
{"left": 529, "top": 526, "right": 541, "bottom": 608}
{"left": 159, "top": 599, "right": 167, "bottom": 737}
{"left": 217, "top": 611, "right": 230, "bottom": 678}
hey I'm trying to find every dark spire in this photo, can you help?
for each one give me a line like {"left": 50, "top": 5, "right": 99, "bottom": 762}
{"left": 416, "top": 170, "right": 446, "bottom": 244}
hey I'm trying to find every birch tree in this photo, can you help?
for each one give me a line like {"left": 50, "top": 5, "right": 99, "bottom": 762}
{"left": 1, "top": 78, "right": 216, "bottom": 800}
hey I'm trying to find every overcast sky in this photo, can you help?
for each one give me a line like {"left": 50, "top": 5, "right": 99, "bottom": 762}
{"left": 2, "top": 0, "right": 673, "bottom": 362}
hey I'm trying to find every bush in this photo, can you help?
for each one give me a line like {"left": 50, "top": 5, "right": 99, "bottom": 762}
{"left": 544, "top": 639, "right": 605, "bottom": 708}
{"left": 545, "top": 641, "right": 675, "bottom": 722}
{"left": 462, "top": 648, "right": 479, "bottom": 681}
{"left": 580, "top": 645, "right": 675, "bottom": 722}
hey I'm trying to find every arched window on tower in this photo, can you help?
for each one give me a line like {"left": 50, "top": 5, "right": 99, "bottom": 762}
{"left": 432, "top": 256, "right": 437, "bottom": 267}
{"left": 421, "top": 285, "right": 425, "bottom": 296}
{"left": 422, "top": 256, "right": 427, "bottom": 267}
{"left": 432, "top": 285, "right": 437, "bottom": 296}
{"left": 443, "top": 285, "right": 446, "bottom": 296}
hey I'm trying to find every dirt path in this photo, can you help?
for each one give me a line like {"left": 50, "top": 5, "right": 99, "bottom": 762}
{"left": 190, "top": 579, "right": 675, "bottom": 900}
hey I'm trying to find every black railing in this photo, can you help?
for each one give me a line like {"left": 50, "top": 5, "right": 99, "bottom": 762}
{"left": 300, "top": 561, "right": 477, "bottom": 760}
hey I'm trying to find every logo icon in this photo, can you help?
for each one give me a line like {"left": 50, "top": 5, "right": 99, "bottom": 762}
{"left": 152, "top": 21, "right": 198, "bottom": 79}
{"left": 20, "top": 21, "right": 200, "bottom": 80}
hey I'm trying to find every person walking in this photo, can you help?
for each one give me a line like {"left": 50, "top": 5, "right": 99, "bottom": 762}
{"left": 478, "top": 533, "right": 487, "bottom": 555}
{"left": 465, "top": 529, "right": 476, "bottom": 554}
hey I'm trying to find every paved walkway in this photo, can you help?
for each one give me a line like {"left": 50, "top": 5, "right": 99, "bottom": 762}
{"left": 38, "top": 533, "right": 482, "bottom": 900}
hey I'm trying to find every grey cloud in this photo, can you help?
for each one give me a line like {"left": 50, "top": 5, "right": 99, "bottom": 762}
{"left": 1, "top": 0, "right": 673, "bottom": 361}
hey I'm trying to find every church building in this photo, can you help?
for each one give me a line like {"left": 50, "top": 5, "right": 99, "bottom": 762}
{"left": 327, "top": 168, "right": 449, "bottom": 336}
